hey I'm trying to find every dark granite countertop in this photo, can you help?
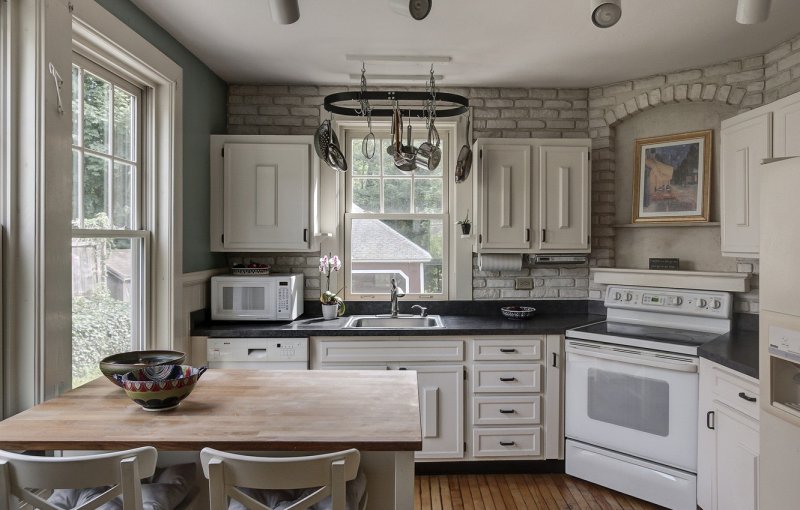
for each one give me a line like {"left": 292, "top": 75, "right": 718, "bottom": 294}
{"left": 698, "top": 326, "right": 759, "bottom": 379}
{"left": 191, "top": 313, "right": 606, "bottom": 338}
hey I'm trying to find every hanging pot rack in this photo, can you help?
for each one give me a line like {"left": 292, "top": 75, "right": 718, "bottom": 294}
{"left": 323, "top": 91, "right": 469, "bottom": 118}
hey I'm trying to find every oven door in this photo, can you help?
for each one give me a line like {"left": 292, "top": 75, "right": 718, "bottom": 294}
{"left": 565, "top": 339, "right": 699, "bottom": 472}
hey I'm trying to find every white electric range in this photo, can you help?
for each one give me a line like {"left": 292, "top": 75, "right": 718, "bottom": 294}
{"left": 565, "top": 285, "right": 733, "bottom": 510}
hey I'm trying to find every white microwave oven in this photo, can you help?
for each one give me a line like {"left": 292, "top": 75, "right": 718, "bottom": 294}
{"left": 210, "top": 274, "right": 304, "bottom": 321}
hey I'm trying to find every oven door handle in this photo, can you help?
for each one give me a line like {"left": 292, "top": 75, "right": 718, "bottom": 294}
{"left": 566, "top": 342, "right": 698, "bottom": 373}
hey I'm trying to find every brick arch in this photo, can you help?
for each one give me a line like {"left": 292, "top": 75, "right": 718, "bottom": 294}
{"left": 601, "top": 82, "right": 750, "bottom": 129}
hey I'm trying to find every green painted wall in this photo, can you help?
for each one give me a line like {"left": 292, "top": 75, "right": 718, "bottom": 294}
{"left": 96, "top": 0, "right": 227, "bottom": 273}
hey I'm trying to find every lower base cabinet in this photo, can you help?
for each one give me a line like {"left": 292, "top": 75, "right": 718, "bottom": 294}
{"left": 311, "top": 335, "right": 563, "bottom": 463}
{"left": 697, "top": 358, "right": 760, "bottom": 510}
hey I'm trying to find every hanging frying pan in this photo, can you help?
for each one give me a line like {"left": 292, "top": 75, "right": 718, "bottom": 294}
{"left": 455, "top": 111, "right": 473, "bottom": 184}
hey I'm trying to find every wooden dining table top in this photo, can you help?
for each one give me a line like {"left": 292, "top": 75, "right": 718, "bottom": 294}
{"left": 0, "top": 369, "right": 423, "bottom": 452}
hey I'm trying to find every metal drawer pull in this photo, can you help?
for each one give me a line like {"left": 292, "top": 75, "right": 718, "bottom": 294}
{"left": 500, "top": 348, "right": 517, "bottom": 353}
{"left": 707, "top": 410, "right": 715, "bottom": 430}
{"left": 499, "top": 377, "right": 517, "bottom": 382}
{"left": 739, "top": 392, "right": 757, "bottom": 403}
{"left": 498, "top": 409, "right": 516, "bottom": 414}
{"left": 499, "top": 441, "right": 516, "bottom": 446}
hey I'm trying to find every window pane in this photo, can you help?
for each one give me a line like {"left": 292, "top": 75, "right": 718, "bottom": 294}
{"left": 350, "top": 218, "right": 444, "bottom": 295}
{"left": 352, "top": 178, "right": 380, "bottom": 213}
{"left": 83, "top": 71, "right": 111, "bottom": 153}
{"left": 112, "top": 162, "right": 133, "bottom": 229}
{"left": 71, "top": 65, "right": 80, "bottom": 146}
{"left": 351, "top": 138, "right": 380, "bottom": 176}
{"left": 72, "top": 150, "right": 81, "bottom": 224}
{"left": 384, "top": 178, "right": 411, "bottom": 213}
{"left": 113, "top": 88, "right": 135, "bottom": 161}
{"left": 71, "top": 237, "right": 140, "bottom": 388}
{"left": 83, "top": 154, "right": 109, "bottom": 226}
{"left": 414, "top": 178, "right": 443, "bottom": 213}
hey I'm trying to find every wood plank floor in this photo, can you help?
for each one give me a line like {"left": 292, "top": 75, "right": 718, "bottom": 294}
{"left": 414, "top": 474, "right": 666, "bottom": 510}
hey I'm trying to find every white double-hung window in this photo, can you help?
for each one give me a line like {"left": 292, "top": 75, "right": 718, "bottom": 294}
{"left": 70, "top": 54, "right": 147, "bottom": 387}
{"left": 344, "top": 126, "right": 449, "bottom": 300}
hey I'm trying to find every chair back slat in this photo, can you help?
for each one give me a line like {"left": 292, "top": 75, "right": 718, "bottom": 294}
{"left": 201, "top": 448, "right": 361, "bottom": 510}
{"left": 0, "top": 447, "right": 157, "bottom": 510}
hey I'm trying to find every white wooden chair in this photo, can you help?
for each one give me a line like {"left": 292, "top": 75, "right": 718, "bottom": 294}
{"left": 0, "top": 447, "right": 158, "bottom": 510}
{"left": 199, "top": 448, "right": 365, "bottom": 510}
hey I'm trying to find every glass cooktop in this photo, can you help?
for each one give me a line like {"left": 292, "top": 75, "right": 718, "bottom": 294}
{"left": 566, "top": 321, "right": 724, "bottom": 355}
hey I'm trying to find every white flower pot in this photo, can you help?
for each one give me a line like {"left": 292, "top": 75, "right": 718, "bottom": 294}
{"left": 321, "top": 303, "right": 339, "bottom": 320}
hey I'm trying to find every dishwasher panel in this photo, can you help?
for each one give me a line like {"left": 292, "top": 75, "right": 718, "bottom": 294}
{"left": 207, "top": 338, "right": 308, "bottom": 370}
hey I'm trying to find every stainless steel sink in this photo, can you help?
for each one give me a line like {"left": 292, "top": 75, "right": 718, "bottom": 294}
{"left": 343, "top": 315, "right": 444, "bottom": 329}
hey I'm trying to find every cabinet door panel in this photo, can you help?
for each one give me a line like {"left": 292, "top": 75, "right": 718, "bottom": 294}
{"left": 774, "top": 95, "right": 800, "bottom": 158}
{"left": 720, "top": 113, "right": 771, "bottom": 257}
{"left": 396, "top": 365, "right": 464, "bottom": 460}
{"left": 714, "top": 405, "right": 759, "bottom": 510}
{"left": 479, "top": 145, "right": 531, "bottom": 250}
{"left": 223, "top": 143, "right": 310, "bottom": 250}
{"left": 537, "top": 145, "right": 590, "bottom": 251}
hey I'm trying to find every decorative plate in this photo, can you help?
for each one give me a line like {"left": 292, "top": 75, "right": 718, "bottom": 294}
{"left": 231, "top": 267, "right": 271, "bottom": 275}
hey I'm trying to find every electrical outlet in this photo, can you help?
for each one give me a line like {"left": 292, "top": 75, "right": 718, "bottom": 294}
{"left": 515, "top": 277, "right": 533, "bottom": 290}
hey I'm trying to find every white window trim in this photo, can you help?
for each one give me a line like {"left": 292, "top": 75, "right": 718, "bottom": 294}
{"left": 70, "top": 0, "right": 182, "bottom": 354}
{"left": 0, "top": 0, "right": 9, "bottom": 415}
{"left": 336, "top": 119, "right": 457, "bottom": 301}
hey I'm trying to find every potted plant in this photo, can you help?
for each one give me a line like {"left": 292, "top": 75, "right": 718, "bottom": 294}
{"left": 319, "top": 253, "right": 345, "bottom": 320}
{"left": 455, "top": 209, "right": 471, "bottom": 236}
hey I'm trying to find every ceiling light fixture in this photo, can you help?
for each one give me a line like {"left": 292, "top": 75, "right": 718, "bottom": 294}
{"left": 268, "top": 0, "right": 300, "bottom": 24}
{"left": 590, "top": 0, "right": 622, "bottom": 28}
{"left": 388, "top": 0, "right": 432, "bottom": 21}
{"left": 736, "top": 0, "right": 771, "bottom": 24}
{"left": 345, "top": 55, "right": 452, "bottom": 64}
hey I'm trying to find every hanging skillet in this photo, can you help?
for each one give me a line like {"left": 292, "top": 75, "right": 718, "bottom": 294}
{"left": 455, "top": 112, "right": 473, "bottom": 184}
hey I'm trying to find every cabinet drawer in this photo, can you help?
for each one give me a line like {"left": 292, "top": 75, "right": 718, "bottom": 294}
{"left": 472, "top": 364, "right": 541, "bottom": 393}
{"left": 316, "top": 340, "right": 463, "bottom": 363}
{"left": 473, "top": 396, "right": 541, "bottom": 426}
{"left": 711, "top": 366, "right": 759, "bottom": 420}
{"left": 472, "top": 337, "right": 543, "bottom": 361}
{"left": 472, "top": 427, "right": 541, "bottom": 457}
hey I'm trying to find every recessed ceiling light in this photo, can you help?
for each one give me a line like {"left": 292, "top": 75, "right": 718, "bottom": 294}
{"left": 736, "top": 0, "right": 771, "bottom": 24}
{"left": 268, "top": 0, "right": 300, "bottom": 24}
{"left": 590, "top": 0, "right": 622, "bottom": 28}
{"left": 388, "top": 0, "right": 433, "bottom": 21}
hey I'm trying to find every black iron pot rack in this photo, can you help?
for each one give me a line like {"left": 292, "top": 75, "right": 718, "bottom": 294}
{"left": 323, "top": 91, "right": 469, "bottom": 118}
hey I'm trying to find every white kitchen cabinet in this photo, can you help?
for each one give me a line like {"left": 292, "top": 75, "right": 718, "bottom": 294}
{"left": 720, "top": 89, "right": 800, "bottom": 258}
{"left": 720, "top": 113, "right": 772, "bottom": 258}
{"left": 475, "top": 143, "right": 532, "bottom": 251}
{"left": 474, "top": 139, "right": 591, "bottom": 254}
{"left": 697, "top": 358, "right": 760, "bottom": 510}
{"left": 310, "top": 338, "right": 465, "bottom": 461}
{"left": 209, "top": 135, "right": 320, "bottom": 252}
{"left": 537, "top": 144, "right": 591, "bottom": 252}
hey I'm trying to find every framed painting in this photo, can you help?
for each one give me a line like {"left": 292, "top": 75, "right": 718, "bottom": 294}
{"left": 632, "top": 130, "right": 712, "bottom": 223}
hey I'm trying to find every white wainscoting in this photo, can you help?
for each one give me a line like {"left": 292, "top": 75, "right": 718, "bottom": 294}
{"left": 179, "top": 268, "right": 226, "bottom": 358}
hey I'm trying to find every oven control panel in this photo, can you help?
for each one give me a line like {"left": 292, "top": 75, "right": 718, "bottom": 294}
{"left": 604, "top": 285, "right": 733, "bottom": 318}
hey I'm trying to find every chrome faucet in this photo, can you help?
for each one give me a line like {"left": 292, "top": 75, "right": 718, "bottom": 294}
{"left": 411, "top": 305, "right": 428, "bottom": 317}
{"left": 390, "top": 278, "right": 405, "bottom": 317}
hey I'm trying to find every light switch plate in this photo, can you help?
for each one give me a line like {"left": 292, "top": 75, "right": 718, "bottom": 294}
{"left": 515, "top": 278, "right": 533, "bottom": 290}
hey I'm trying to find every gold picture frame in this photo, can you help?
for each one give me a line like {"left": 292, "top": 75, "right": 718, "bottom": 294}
{"left": 632, "top": 129, "right": 712, "bottom": 223}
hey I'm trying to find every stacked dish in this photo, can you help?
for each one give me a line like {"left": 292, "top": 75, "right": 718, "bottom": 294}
{"left": 501, "top": 306, "right": 536, "bottom": 320}
{"left": 113, "top": 365, "right": 207, "bottom": 412}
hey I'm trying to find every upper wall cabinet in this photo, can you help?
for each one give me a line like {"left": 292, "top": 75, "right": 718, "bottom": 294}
{"left": 720, "top": 90, "right": 800, "bottom": 258}
{"left": 474, "top": 139, "right": 591, "bottom": 255}
{"left": 210, "top": 135, "right": 320, "bottom": 252}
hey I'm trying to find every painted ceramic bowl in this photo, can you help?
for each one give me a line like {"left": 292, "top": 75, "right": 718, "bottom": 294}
{"left": 99, "top": 350, "right": 186, "bottom": 387}
{"left": 114, "top": 364, "right": 207, "bottom": 411}
{"left": 501, "top": 306, "right": 536, "bottom": 320}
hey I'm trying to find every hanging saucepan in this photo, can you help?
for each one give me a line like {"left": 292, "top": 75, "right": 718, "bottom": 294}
{"left": 394, "top": 120, "right": 417, "bottom": 172}
{"left": 455, "top": 114, "right": 473, "bottom": 184}
{"left": 415, "top": 124, "right": 441, "bottom": 172}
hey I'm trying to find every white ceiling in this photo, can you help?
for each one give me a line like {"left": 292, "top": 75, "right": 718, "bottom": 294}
{"left": 130, "top": 0, "right": 800, "bottom": 88}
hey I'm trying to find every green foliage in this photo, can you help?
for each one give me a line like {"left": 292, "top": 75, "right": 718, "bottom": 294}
{"left": 72, "top": 288, "right": 131, "bottom": 387}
